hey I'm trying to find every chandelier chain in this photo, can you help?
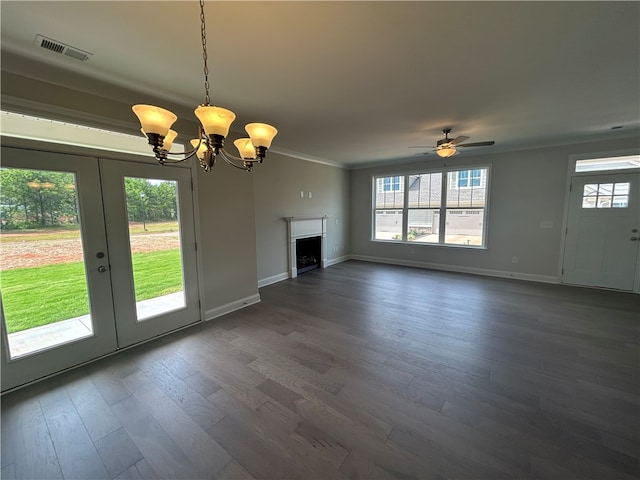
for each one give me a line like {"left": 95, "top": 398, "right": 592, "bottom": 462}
{"left": 200, "top": 0, "right": 210, "bottom": 105}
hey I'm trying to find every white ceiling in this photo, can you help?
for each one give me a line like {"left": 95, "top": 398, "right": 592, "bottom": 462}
{"left": 1, "top": 1, "right": 639, "bottom": 167}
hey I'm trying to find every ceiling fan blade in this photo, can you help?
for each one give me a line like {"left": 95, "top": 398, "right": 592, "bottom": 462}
{"left": 450, "top": 135, "right": 469, "bottom": 145}
{"left": 458, "top": 141, "right": 495, "bottom": 147}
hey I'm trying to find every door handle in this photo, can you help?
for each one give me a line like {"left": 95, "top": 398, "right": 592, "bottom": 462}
{"left": 631, "top": 237, "right": 639, "bottom": 241}
{"left": 97, "top": 265, "right": 108, "bottom": 272}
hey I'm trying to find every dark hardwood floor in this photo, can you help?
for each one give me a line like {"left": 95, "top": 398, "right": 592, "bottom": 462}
{"left": 2, "top": 260, "right": 639, "bottom": 479}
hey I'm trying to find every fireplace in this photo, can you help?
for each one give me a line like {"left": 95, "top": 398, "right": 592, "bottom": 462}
{"left": 285, "top": 216, "right": 328, "bottom": 278}
{"left": 296, "top": 236, "right": 321, "bottom": 274}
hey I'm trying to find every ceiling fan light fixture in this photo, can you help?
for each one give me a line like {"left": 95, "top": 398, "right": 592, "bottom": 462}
{"left": 437, "top": 146, "right": 458, "bottom": 158}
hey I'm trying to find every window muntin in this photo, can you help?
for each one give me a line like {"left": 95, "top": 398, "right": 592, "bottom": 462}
{"left": 373, "top": 167, "right": 489, "bottom": 247}
{"left": 582, "top": 182, "right": 630, "bottom": 209}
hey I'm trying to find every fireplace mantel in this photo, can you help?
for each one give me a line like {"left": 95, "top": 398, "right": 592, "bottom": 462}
{"left": 284, "top": 216, "right": 327, "bottom": 278}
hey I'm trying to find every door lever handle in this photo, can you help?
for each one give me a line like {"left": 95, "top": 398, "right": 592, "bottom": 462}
{"left": 631, "top": 237, "right": 639, "bottom": 241}
{"left": 97, "top": 265, "right": 108, "bottom": 272}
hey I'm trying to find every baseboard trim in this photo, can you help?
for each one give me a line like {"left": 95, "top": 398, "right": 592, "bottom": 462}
{"left": 205, "top": 293, "right": 261, "bottom": 321}
{"left": 325, "top": 255, "right": 351, "bottom": 268}
{"left": 350, "top": 255, "right": 559, "bottom": 284}
{"left": 258, "top": 256, "right": 351, "bottom": 288}
{"left": 258, "top": 272, "right": 289, "bottom": 288}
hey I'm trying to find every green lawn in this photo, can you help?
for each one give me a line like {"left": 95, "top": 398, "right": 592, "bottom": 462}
{"left": 1, "top": 249, "right": 183, "bottom": 333}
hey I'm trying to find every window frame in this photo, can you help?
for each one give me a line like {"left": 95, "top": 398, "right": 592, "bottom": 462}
{"left": 372, "top": 164, "right": 491, "bottom": 249}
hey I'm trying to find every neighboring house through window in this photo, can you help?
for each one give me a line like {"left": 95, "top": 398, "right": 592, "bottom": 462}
{"left": 378, "top": 176, "right": 403, "bottom": 192}
{"left": 373, "top": 167, "right": 489, "bottom": 247}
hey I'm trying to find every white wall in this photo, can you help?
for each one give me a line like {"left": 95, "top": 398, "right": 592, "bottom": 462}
{"left": 195, "top": 161, "right": 260, "bottom": 315}
{"left": 253, "top": 153, "right": 350, "bottom": 285}
{"left": 350, "top": 136, "right": 640, "bottom": 282}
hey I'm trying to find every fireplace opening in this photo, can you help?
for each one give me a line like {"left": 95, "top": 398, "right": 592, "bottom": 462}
{"left": 296, "top": 236, "right": 321, "bottom": 274}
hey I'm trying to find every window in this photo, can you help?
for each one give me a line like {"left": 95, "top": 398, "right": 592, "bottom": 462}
{"left": 374, "top": 176, "right": 405, "bottom": 241}
{"left": 582, "top": 182, "right": 629, "bottom": 208}
{"left": 1, "top": 111, "right": 184, "bottom": 155}
{"left": 373, "top": 167, "right": 489, "bottom": 247}
{"left": 575, "top": 155, "right": 640, "bottom": 173}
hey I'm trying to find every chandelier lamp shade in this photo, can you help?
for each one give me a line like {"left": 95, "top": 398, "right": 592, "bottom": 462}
{"left": 132, "top": 0, "right": 277, "bottom": 173}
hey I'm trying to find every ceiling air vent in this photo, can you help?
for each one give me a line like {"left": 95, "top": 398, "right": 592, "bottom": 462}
{"left": 34, "top": 34, "right": 92, "bottom": 62}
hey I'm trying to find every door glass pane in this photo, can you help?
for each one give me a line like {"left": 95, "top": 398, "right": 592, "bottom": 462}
{"left": 614, "top": 183, "right": 630, "bottom": 195}
{"left": 598, "top": 183, "right": 614, "bottom": 196}
{"left": 124, "top": 177, "right": 185, "bottom": 321}
{"left": 0, "top": 167, "right": 93, "bottom": 358}
{"left": 612, "top": 196, "right": 629, "bottom": 208}
{"left": 583, "top": 184, "right": 598, "bottom": 196}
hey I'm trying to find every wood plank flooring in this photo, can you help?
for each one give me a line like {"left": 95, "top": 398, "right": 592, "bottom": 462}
{"left": 2, "top": 260, "right": 639, "bottom": 479}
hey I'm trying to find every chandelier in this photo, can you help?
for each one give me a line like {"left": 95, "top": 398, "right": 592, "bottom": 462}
{"left": 132, "top": 0, "right": 277, "bottom": 172}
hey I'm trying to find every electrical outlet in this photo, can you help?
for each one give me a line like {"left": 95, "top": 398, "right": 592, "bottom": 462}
{"left": 308, "top": 192, "right": 312, "bottom": 198}
{"left": 300, "top": 191, "right": 304, "bottom": 198}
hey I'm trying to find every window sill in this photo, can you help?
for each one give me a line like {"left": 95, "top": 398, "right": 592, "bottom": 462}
{"left": 370, "top": 239, "right": 487, "bottom": 250}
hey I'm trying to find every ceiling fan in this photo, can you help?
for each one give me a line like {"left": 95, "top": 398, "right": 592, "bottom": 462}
{"left": 410, "top": 128, "right": 495, "bottom": 158}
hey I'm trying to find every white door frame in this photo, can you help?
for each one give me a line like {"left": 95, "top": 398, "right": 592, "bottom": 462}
{"left": 0, "top": 148, "right": 119, "bottom": 391}
{"left": 559, "top": 149, "right": 640, "bottom": 293}
{"left": 99, "top": 159, "right": 201, "bottom": 347}
{"left": 0, "top": 143, "right": 205, "bottom": 392}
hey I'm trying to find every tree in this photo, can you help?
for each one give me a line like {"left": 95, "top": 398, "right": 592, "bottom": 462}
{"left": 124, "top": 177, "right": 178, "bottom": 224}
{"left": 0, "top": 168, "right": 78, "bottom": 229}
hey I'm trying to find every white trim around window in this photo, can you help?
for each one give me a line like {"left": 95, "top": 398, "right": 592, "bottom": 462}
{"left": 372, "top": 165, "right": 491, "bottom": 249}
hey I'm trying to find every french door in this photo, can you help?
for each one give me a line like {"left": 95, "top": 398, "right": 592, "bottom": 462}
{"left": 0, "top": 148, "right": 200, "bottom": 391}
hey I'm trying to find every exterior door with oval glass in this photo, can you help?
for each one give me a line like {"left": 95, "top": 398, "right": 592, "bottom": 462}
{"left": 562, "top": 171, "right": 640, "bottom": 290}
